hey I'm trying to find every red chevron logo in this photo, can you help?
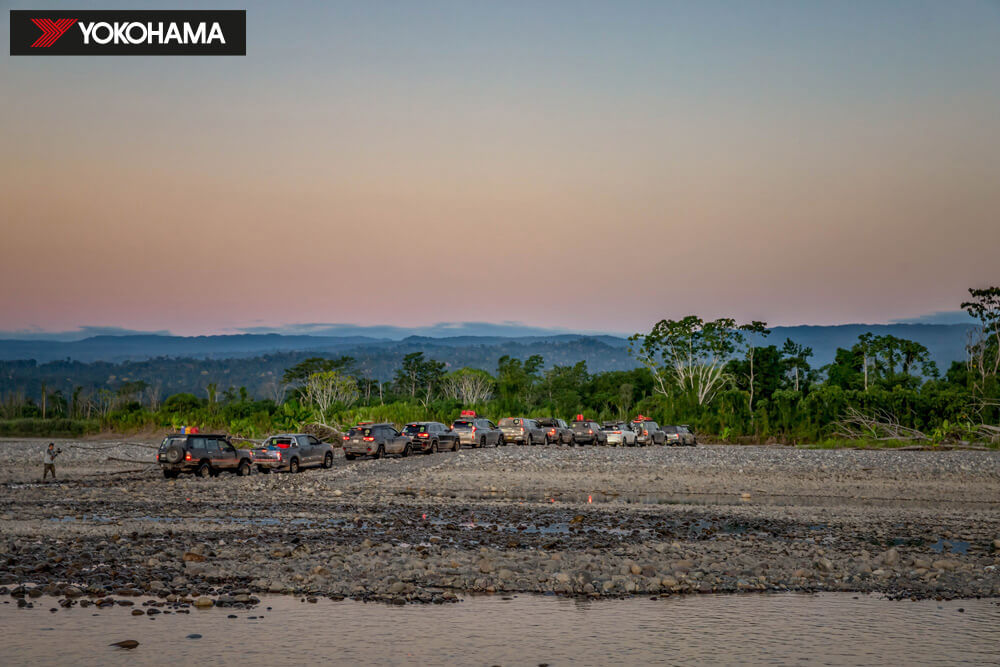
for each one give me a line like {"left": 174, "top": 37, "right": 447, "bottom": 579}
{"left": 30, "top": 18, "right": 78, "bottom": 48}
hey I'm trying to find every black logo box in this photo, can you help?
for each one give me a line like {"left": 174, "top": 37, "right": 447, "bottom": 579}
{"left": 10, "top": 10, "right": 245, "bottom": 55}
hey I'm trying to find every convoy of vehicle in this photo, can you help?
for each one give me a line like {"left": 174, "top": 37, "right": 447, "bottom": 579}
{"left": 159, "top": 411, "right": 696, "bottom": 479}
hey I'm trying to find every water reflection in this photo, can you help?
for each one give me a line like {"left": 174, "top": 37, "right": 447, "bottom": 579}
{"left": 2, "top": 593, "right": 997, "bottom": 666}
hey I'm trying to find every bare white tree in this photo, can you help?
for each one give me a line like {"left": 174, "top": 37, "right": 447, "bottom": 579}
{"left": 441, "top": 368, "right": 495, "bottom": 404}
{"left": 302, "top": 371, "right": 359, "bottom": 419}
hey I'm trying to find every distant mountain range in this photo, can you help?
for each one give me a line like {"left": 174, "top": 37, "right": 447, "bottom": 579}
{"left": 0, "top": 323, "right": 976, "bottom": 369}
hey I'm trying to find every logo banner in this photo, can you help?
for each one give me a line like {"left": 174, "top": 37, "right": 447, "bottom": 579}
{"left": 9, "top": 10, "right": 246, "bottom": 55}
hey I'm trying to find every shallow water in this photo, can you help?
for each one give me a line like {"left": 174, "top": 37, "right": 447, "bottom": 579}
{"left": 2, "top": 593, "right": 997, "bottom": 666}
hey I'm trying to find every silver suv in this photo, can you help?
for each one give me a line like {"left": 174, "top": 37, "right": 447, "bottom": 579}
{"left": 343, "top": 423, "right": 413, "bottom": 460}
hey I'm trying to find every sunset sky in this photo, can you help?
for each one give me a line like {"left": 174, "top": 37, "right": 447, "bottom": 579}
{"left": 2, "top": 1, "right": 999, "bottom": 336}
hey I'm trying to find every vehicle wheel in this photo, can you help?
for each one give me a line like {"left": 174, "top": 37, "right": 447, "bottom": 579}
{"left": 402, "top": 444, "right": 411, "bottom": 458}
{"left": 197, "top": 462, "right": 212, "bottom": 478}
{"left": 544, "top": 435, "right": 550, "bottom": 446}
{"left": 237, "top": 460, "right": 251, "bottom": 476}
{"left": 289, "top": 458, "right": 300, "bottom": 474}
{"left": 431, "top": 441, "right": 438, "bottom": 454}
{"left": 480, "top": 437, "right": 487, "bottom": 449}
{"left": 453, "top": 440, "right": 461, "bottom": 452}
{"left": 162, "top": 469, "right": 178, "bottom": 479}
{"left": 374, "top": 446, "right": 384, "bottom": 460}
{"left": 323, "top": 452, "right": 334, "bottom": 468}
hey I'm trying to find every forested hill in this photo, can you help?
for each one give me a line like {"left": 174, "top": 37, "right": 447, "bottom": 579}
{"left": 0, "top": 324, "right": 976, "bottom": 401}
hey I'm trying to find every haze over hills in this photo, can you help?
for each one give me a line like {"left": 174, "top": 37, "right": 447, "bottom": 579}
{"left": 0, "top": 323, "right": 976, "bottom": 368}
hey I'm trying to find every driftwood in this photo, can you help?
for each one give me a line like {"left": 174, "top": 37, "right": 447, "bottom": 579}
{"left": 834, "top": 408, "right": 929, "bottom": 442}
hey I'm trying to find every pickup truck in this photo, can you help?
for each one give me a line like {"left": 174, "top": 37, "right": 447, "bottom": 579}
{"left": 252, "top": 434, "right": 336, "bottom": 474}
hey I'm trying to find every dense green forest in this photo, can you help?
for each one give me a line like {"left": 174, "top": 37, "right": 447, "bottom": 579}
{"left": 1, "top": 289, "right": 998, "bottom": 446}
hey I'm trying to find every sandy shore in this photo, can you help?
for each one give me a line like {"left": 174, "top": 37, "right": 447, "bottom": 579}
{"left": 1, "top": 438, "right": 998, "bottom": 605}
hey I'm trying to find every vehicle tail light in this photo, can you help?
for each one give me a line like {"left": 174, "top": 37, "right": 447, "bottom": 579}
{"left": 549, "top": 429, "right": 556, "bottom": 435}
{"left": 471, "top": 426, "right": 477, "bottom": 433}
{"left": 643, "top": 430, "right": 649, "bottom": 436}
{"left": 520, "top": 427, "right": 525, "bottom": 433}
{"left": 184, "top": 452, "right": 192, "bottom": 461}
{"left": 363, "top": 436, "right": 375, "bottom": 442}
{"left": 612, "top": 430, "right": 621, "bottom": 434}
{"left": 276, "top": 452, "right": 282, "bottom": 461}
{"left": 342, "top": 435, "right": 350, "bottom": 441}
{"left": 418, "top": 433, "right": 429, "bottom": 438}
{"left": 588, "top": 429, "right": 593, "bottom": 434}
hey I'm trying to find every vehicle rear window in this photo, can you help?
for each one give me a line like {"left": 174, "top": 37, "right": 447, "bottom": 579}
{"left": 267, "top": 437, "right": 296, "bottom": 447}
{"left": 452, "top": 420, "right": 473, "bottom": 428}
{"left": 499, "top": 418, "right": 522, "bottom": 427}
{"left": 404, "top": 424, "right": 428, "bottom": 434}
{"left": 662, "top": 426, "right": 678, "bottom": 433}
{"left": 159, "top": 437, "right": 185, "bottom": 450}
{"left": 347, "top": 427, "right": 376, "bottom": 437}
{"left": 572, "top": 422, "right": 591, "bottom": 429}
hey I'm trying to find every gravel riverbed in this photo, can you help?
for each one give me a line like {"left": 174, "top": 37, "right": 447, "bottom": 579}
{"left": 1, "top": 438, "right": 999, "bottom": 607}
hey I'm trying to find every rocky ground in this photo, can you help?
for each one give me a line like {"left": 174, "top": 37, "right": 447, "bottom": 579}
{"left": 1, "top": 438, "right": 999, "bottom": 608}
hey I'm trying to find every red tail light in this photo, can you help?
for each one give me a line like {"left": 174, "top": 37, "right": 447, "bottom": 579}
{"left": 520, "top": 427, "right": 525, "bottom": 433}
{"left": 549, "top": 429, "right": 556, "bottom": 435}
{"left": 276, "top": 452, "right": 282, "bottom": 461}
{"left": 643, "top": 430, "right": 649, "bottom": 436}
{"left": 363, "top": 436, "right": 375, "bottom": 442}
{"left": 471, "top": 426, "right": 477, "bottom": 433}
{"left": 418, "top": 433, "right": 429, "bottom": 438}
{"left": 184, "top": 452, "right": 192, "bottom": 461}
{"left": 342, "top": 435, "right": 350, "bottom": 440}
{"left": 612, "top": 430, "right": 621, "bottom": 434}
{"left": 588, "top": 429, "right": 593, "bottom": 434}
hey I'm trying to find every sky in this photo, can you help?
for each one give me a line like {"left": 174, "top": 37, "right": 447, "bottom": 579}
{"left": 2, "top": 0, "right": 999, "bottom": 337}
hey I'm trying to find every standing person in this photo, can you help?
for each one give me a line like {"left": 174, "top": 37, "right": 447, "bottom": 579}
{"left": 42, "top": 442, "right": 60, "bottom": 480}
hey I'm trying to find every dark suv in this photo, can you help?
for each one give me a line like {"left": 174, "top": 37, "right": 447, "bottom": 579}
{"left": 157, "top": 433, "right": 253, "bottom": 479}
{"left": 403, "top": 421, "right": 461, "bottom": 453}
{"left": 535, "top": 418, "right": 572, "bottom": 445}
{"left": 498, "top": 417, "right": 546, "bottom": 445}
{"left": 571, "top": 420, "right": 607, "bottom": 446}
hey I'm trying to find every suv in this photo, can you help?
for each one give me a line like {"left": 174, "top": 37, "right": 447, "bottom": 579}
{"left": 157, "top": 433, "right": 252, "bottom": 479}
{"left": 602, "top": 421, "right": 638, "bottom": 446}
{"left": 498, "top": 417, "right": 546, "bottom": 445}
{"left": 403, "top": 421, "right": 461, "bottom": 453}
{"left": 450, "top": 415, "right": 502, "bottom": 448}
{"left": 343, "top": 423, "right": 413, "bottom": 460}
{"left": 251, "top": 434, "right": 335, "bottom": 473}
{"left": 571, "top": 420, "right": 607, "bottom": 446}
{"left": 662, "top": 425, "right": 697, "bottom": 446}
{"left": 631, "top": 418, "right": 666, "bottom": 446}
{"left": 536, "top": 418, "right": 572, "bottom": 445}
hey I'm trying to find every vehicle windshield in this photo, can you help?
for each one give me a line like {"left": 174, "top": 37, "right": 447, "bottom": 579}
{"left": 403, "top": 424, "right": 429, "bottom": 434}
{"left": 498, "top": 418, "right": 522, "bottom": 427}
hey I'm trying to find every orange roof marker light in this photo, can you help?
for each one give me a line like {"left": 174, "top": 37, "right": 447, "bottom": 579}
{"left": 460, "top": 410, "right": 477, "bottom": 417}
{"left": 574, "top": 414, "right": 585, "bottom": 422}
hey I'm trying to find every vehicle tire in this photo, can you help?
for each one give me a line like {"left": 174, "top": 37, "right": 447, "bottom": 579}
{"left": 197, "top": 462, "right": 212, "bottom": 478}
{"left": 162, "top": 469, "right": 178, "bottom": 479}
{"left": 164, "top": 444, "right": 184, "bottom": 464}
{"left": 289, "top": 458, "right": 300, "bottom": 474}
{"left": 237, "top": 460, "right": 251, "bottom": 476}
{"left": 374, "top": 446, "right": 384, "bottom": 460}
{"left": 453, "top": 440, "right": 461, "bottom": 452}
{"left": 402, "top": 444, "right": 411, "bottom": 458}
{"left": 480, "top": 437, "right": 486, "bottom": 449}
{"left": 431, "top": 441, "right": 438, "bottom": 454}
{"left": 544, "top": 435, "right": 550, "bottom": 446}
{"left": 323, "top": 452, "right": 334, "bottom": 468}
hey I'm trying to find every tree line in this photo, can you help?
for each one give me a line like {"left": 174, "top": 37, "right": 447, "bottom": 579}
{"left": 1, "top": 288, "right": 997, "bottom": 445}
